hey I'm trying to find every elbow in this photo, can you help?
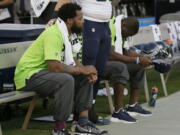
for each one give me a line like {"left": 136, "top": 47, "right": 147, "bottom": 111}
{"left": 108, "top": 55, "right": 114, "bottom": 61}
{"left": 108, "top": 51, "right": 116, "bottom": 61}
{"left": 52, "top": 68, "right": 60, "bottom": 73}
{"left": 48, "top": 66, "right": 61, "bottom": 73}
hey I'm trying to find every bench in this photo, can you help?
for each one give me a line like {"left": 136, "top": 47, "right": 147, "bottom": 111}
{"left": 144, "top": 56, "right": 180, "bottom": 102}
{"left": 0, "top": 28, "right": 42, "bottom": 134}
{"left": 164, "top": 56, "right": 180, "bottom": 83}
{"left": 132, "top": 23, "right": 180, "bottom": 102}
{"left": 0, "top": 91, "right": 39, "bottom": 134}
{"left": 104, "top": 80, "right": 114, "bottom": 114}
{"left": 143, "top": 67, "right": 168, "bottom": 102}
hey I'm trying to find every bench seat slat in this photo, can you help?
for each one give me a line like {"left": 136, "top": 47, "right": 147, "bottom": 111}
{"left": 0, "top": 91, "right": 36, "bottom": 104}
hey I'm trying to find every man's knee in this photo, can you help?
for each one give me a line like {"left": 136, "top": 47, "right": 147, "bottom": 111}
{"left": 139, "top": 67, "right": 145, "bottom": 75}
{"left": 62, "top": 73, "right": 74, "bottom": 82}
{"left": 54, "top": 74, "right": 75, "bottom": 103}
{"left": 107, "top": 61, "right": 130, "bottom": 82}
{"left": 107, "top": 61, "right": 127, "bottom": 71}
{"left": 64, "top": 74, "right": 74, "bottom": 84}
{"left": 54, "top": 73, "right": 75, "bottom": 90}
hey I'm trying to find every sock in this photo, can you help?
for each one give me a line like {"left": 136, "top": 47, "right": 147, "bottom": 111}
{"left": 78, "top": 116, "right": 89, "bottom": 126}
{"left": 54, "top": 122, "right": 66, "bottom": 132}
{"left": 114, "top": 108, "right": 123, "bottom": 113}
{"left": 129, "top": 102, "right": 138, "bottom": 107}
{"left": 93, "top": 100, "right": 96, "bottom": 104}
{"left": 88, "top": 108, "right": 99, "bottom": 124}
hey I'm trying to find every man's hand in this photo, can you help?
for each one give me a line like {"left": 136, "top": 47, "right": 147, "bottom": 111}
{"left": 139, "top": 56, "right": 152, "bottom": 67}
{"left": 87, "top": 74, "right": 98, "bottom": 83}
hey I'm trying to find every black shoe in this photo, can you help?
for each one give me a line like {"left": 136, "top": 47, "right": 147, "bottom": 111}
{"left": 127, "top": 103, "right": 152, "bottom": 117}
{"left": 111, "top": 109, "right": 137, "bottom": 124}
{"left": 75, "top": 122, "right": 108, "bottom": 135}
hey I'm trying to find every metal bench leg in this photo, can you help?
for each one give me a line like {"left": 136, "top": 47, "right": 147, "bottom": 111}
{"left": 22, "top": 95, "right": 38, "bottom": 130}
{"left": 104, "top": 80, "right": 114, "bottom": 114}
{"left": 0, "top": 124, "right": 2, "bottom": 135}
{"left": 144, "top": 71, "right": 150, "bottom": 102}
{"left": 160, "top": 73, "right": 168, "bottom": 96}
{"left": 165, "top": 69, "right": 172, "bottom": 84}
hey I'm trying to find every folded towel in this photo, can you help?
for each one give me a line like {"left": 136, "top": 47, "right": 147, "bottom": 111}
{"left": 114, "top": 15, "right": 130, "bottom": 54}
{"left": 56, "top": 18, "right": 76, "bottom": 66}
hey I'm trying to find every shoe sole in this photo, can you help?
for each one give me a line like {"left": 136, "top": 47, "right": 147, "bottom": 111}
{"left": 110, "top": 117, "right": 137, "bottom": 124}
{"left": 127, "top": 112, "right": 152, "bottom": 117}
{"left": 70, "top": 132, "right": 108, "bottom": 135}
{"left": 97, "top": 120, "right": 111, "bottom": 125}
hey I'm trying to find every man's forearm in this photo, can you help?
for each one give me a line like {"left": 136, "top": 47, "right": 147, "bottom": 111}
{"left": 47, "top": 60, "right": 83, "bottom": 75}
{"left": 58, "top": 64, "right": 97, "bottom": 76}
{"left": 47, "top": 60, "right": 97, "bottom": 76}
{"left": 54, "top": 0, "right": 71, "bottom": 11}
{"left": 55, "top": 63, "right": 84, "bottom": 75}
{"left": 124, "top": 49, "right": 142, "bottom": 57}
{"left": 109, "top": 51, "right": 136, "bottom": 63}
{"left": 0, "top": 0, "right": 13, "bottom": 8}
{"left": 109, "top": 47, "right": 136, "bottom": 63}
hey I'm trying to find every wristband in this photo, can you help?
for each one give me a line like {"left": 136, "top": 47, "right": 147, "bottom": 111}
{"left": 135, "top": 57, "right": 140, "bottom": 64}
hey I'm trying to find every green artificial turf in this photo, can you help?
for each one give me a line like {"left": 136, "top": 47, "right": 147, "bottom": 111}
{"left": 1, "top": 69, "right": 180, "bottom": 135}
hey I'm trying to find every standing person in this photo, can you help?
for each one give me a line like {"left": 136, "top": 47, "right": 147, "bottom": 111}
{"left": 51, "top": 0, "right": 112, "bottom": 124}
{"left": 14, "top": 3, "right": 107, "bottom": 135}
{"left": 106, "top": 15, "right": 152, "bottom": 123}
{"left": 0, "top": 0, "right": 15, "bottom": 23}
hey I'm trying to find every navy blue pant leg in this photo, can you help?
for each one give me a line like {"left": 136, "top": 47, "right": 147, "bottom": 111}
{"left": 82, "top": 19, "right": 111, "bottom": 99}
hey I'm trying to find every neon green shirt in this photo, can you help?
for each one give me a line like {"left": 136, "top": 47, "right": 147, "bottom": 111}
{"left": 109, "top": 16, "right": 116, "bottom": 46}
{"left": 109, "top": 16, "right": 125, "bottom": 47}
{"left": 14, "top": 24, "right": 64, "bottom": 89}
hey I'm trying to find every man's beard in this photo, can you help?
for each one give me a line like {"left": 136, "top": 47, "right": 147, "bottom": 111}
{"left": 71, "top": 25, "right": 82, "bottom": 34}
